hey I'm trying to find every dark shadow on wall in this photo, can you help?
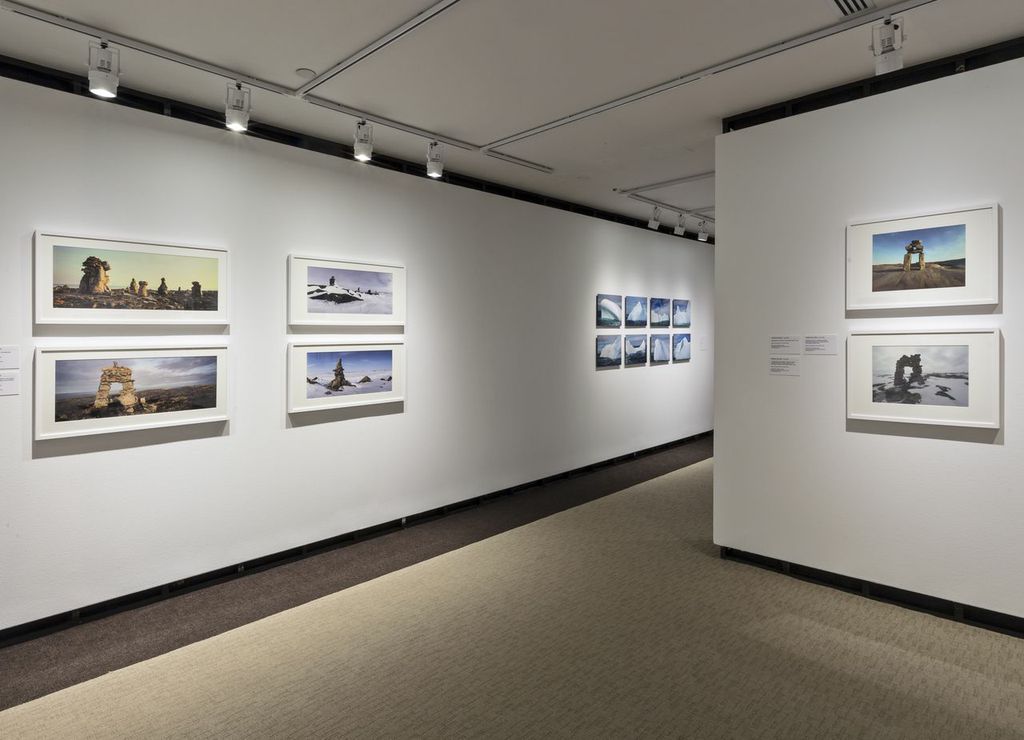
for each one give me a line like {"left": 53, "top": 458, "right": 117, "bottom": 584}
{"left": 286, "top": 402, "right": 404, "bottom": 428}
{"left": 32, "top": 420, "right": 230, "bottom": 459}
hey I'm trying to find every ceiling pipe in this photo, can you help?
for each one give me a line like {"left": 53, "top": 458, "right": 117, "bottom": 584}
{"left": 614, "top": 170, "right": 715, "bottom": 195}
{"left": 483, "top": 0, "right": 939, "bottom": 151}
{"left": 295, "top": 0, "right": 463, "bottom": 97}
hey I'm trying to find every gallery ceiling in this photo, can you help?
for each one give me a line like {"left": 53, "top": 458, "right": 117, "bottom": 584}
{"left": 1, "top": 0, "right": 1023, "bottom": 235}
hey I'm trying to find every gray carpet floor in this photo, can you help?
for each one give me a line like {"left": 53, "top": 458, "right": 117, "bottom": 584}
{"left": 3, "top": 459, "right": 1024, "bottom": 738}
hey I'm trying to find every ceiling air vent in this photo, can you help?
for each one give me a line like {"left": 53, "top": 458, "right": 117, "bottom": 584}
{"left": 830, "top": 0, "right": 875, "bottom": 16}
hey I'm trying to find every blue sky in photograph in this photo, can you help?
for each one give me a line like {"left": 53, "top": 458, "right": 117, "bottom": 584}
{"left": 872, "top": 224, "right": 966, "bottom": 265}
{"left": 307, "top": 266, "right": 391, "bottom": 291}
{"left": 55, "top": 356, "right": 217, "bottom": 395}
{"left": 306, "top": 350, "right": 393, "bottom": 379}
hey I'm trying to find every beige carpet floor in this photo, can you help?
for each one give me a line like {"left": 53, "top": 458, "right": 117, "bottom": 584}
{"left": 3, "top": 459, "right": 1024, "bottom": 739}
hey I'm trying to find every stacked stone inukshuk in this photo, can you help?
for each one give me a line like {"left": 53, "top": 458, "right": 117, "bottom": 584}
{"left": 326, "top": 357, "right": 355, "bottom": 391}
{"left": 79, "top": 256, "right": 112, "bottom": 294}
{"left": 129, "top": 278, "right": 138, "bottom": 295}
{"left": 94, "top": 361, "right": 138, "bottom": 413}
{"left": 902, "top": 240, "right": 926, "bottom": 272}
{"left": 894, "top": 354, "right": 923, "bottom": 387}
{"left": 139, "top": 281, "right": 149, "bottom": 298}
{"left": 157, "top": 277, "right": 169, "bottom": 296}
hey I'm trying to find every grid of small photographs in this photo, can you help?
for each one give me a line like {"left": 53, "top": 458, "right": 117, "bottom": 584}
{"left": 595, "top": 294, "right": 691, "bottom": 369}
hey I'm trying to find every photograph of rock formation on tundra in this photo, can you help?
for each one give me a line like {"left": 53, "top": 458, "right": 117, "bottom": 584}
{"left": 51, "top": 245, "right": 219, "bottom": 311}
{"left": 871, "top": 224, "right": 967, "bottom": 292}
{"left": 872, "top": 345, "right": 969, "bottom": 407}
{"left": 306, "top": 266, "right": 393, "bottom": 315}
{"left": 54, "top": 356, "right": 218, "bottom": 422}
{"left": 305, "top": 349, "right": 394, "bottom": 399}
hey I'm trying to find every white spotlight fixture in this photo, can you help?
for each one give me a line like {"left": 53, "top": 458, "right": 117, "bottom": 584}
{"left": 647, "top": 207, "right": 662, "bottom": 230}
{"left": 871, "top": 16, "right": 905, "bottom": 76}
{"left": 224, "top": 82, "right": 251, "bottom": 132}
{"left": 87, "top": 40, "right": 119, "bottom": 99}
{"left": 354, "top": 120, "right": 373, "bottom": 162}
{"left": 674, "top": 213, "right": 688, "bottom": 236}
{"left": 697, "top": 221, "right": 710, "bottom": 242}
{"left": 426, "top": 140, "right": 444, "bottom": 179}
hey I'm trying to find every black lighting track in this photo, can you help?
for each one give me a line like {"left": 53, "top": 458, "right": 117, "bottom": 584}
{"left": 0, "top": 53, "right": 710, "bottom": 244}
{"left": 0, "top": 432, "right": 711, "bottom": 648}
{"left": 723, "top": 35, "right": 1024, "bottom": 133}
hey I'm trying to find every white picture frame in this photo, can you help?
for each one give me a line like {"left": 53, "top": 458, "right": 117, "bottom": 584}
{"left": 288, "top": 340, "right": 406, "bottom": 413}
{"left": 35, "top": 345, "right": 229, "bottom": 440}
{"left": 847, "top": 329, "right": 1000, "bottom": 429}
{"left": 288, "top": 255, "right": 406, "bottom": 327}
{"left": 35, "top": 232, "right": 229, "bottom": 325}
{"left": 845, "top": 204, "right": 998, "bottom": 311}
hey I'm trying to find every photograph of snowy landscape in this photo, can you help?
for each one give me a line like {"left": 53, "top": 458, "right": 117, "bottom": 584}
{"left": 872, "top": 345, "right": 968, "bottom": 407}
{"left": 672, "top": 299, "right": 691, "bottom": 328}
{"left": 650, "top": 298, "right": 670, "bottom": 328}
{"left": 306, "top": 349, "right": 394, "bottom": 399}
{"left": 649, "top": 334, "right": 670, "bottom": 364}
{"left": 595, "top": 335, "right": 622, "bottom": 369}
{"left": 673, "top": 334, "right": 691, "bottom": 362}
{"left": 625, "top": 335, "right": 647, "bottom": 366}
{"left": 596, "top": 294, "right": 622, "bottom": 328}
{"left": 307, "top": 266, "right": 393, "bottom": 315}
{"left": 625, "top": 296, "right": 648, "bottom": 328}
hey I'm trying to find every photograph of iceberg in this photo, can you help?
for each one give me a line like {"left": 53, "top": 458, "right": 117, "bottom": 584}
{"left": 305, "top": 349, "right": 394, "bottom": 399}
{"left": 673, "top": 334, "right": 692, "bottom": 362}
{"left": 595, "top": 335, "right": 622, "bottom": 369}
{"left": 672, "top": 299, "right": 691, "bottom": 328}
{"left": 596, "top": 294, "right": 622, "bottom": 328}
{"left": 307, "top": 266, "right": 393, "bottom": 315}
{"left": 650, "top": 298, "right": 670, "bottom": 328}
{"left": 871, "top": 345, "right": 968, "bottom": 406}
{"left": 649, "top": 334, "right": 670, "bottom": 364}
{"left": 625, "top": 296, "right": 648, "bottom": 328}
{"left": 624, "top": 335, "right": 647, "bottom": 366}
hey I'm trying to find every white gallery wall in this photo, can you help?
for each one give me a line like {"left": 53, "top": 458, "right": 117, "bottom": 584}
{"left": 0, "top": 77, "right": 714, "bottom": 630}
{"left": 715, "top": 58, "right": 1024, "bottom": 617}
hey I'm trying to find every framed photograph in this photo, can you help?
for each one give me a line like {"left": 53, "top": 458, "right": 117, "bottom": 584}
{"left": 288, "top": 256, "right": 405, "bottom": 326}
{"left": 624, "top": 335, "right": 647, "bottom": 367}
{"left": 847, "top": 330, "right": 1000, "bottom": 428}
{"left": 596, "top": 294, "right": 622, "bottom": 328}
{"left": 625, "top": 296, "right": 648, "bottom": 328}
{"left": 672, "top": 299, "right": 691, "bottom": 328}
{"left": 595, "top": 335, "right": 621, "bottom": 369}
{"left": 650, "top": 298, "right": 671, "bottom": 328}
{"left": 35, "top": 346, "right": 228, "bottom": 440}
{"left": 288, "top": 341, "right": 405, "bottom": 413}
{"left": 649, "top": 334, "right": 670, "bottom": 364}
{"left": 35, "top": 232, "right": 229, "bottom": 325}
{"left": 672, "top": 333, "right": 692, "bottom": 363}
{"left": 846, "top": 204, "right": 998, "bottom": 311}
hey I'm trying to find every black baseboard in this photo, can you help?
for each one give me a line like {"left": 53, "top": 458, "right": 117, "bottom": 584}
{"left": 0, "top": 432, "right": 711, "bottom": 647}
{"left": 721, "top": 546, "right": 1024, "bottom": 639}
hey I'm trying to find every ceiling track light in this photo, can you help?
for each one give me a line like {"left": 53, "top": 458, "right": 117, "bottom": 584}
{"left": 426, "top": 140, "right": 444, "bottom": 179}
{"left": 673, "top": 214, "right": 688, "bottom": 236}
{"left": 697, "top": 221, "right": 710, "bottom": 242}
{"left": 224, "top": 81, "right": 251, "bottom": 132}
{"left": 87, "top": 39, "right": 119, "bottom": 99}
{"left": 871, "top": 16, "right": 905, "bottom": 75}
{"left": 354, "top": 120, "right": 373, "bottom": 162}
{"left": 647, "top": 207, "right": 662, "bottom": 230}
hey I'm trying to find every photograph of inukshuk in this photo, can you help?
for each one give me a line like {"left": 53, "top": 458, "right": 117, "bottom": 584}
{"left": 51, "top": 245, "right": 219, "bottom": 311}
{"left": 305, "top": 350, "right": 394, "bottom": 399}
{"left": 93, "top": 361, "right": 139, "bottom": 414}
{"left": 872, "top": 345, "right": 969, "bottom": 407}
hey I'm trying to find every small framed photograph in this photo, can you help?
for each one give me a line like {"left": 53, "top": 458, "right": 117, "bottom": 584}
{"left": 625, "top": 296, "right": 648, "bottom": 328}
{"left": 650, "top": 298, "right": 671, "bottom": 328}
{"left": 596, "top": 294, "right": 622, "bottom": 328}
{"left": 35, "top": 346, "right": 229, "bottom": 440}
{"left": 672, "top": 299, "right": 691, "bottom": 328}
{"left": 847, "top": 329, "right": 1000, "bottom": 428}
{"left": 672, "top": 333, "right": 692, "bottom": 363}
{"left": 288, "top": 341, "right": 405, "bottom": 413}
{"left": 35, "top": 232, "right": 229, "bottom": 325}
{"left": 595, "top": 335, "right": 621, "bottom": 369}
{"left": 649, "top": 334, "right": 670, "bottom": 364}
{"left": 846, "top": 204, "right": 998, "bottom": 311}
{"left": 288, "top": 256, "right": 405, "bottom": 326}
{"left": 624, "top": 335, "right": 647, "bottom": 367}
